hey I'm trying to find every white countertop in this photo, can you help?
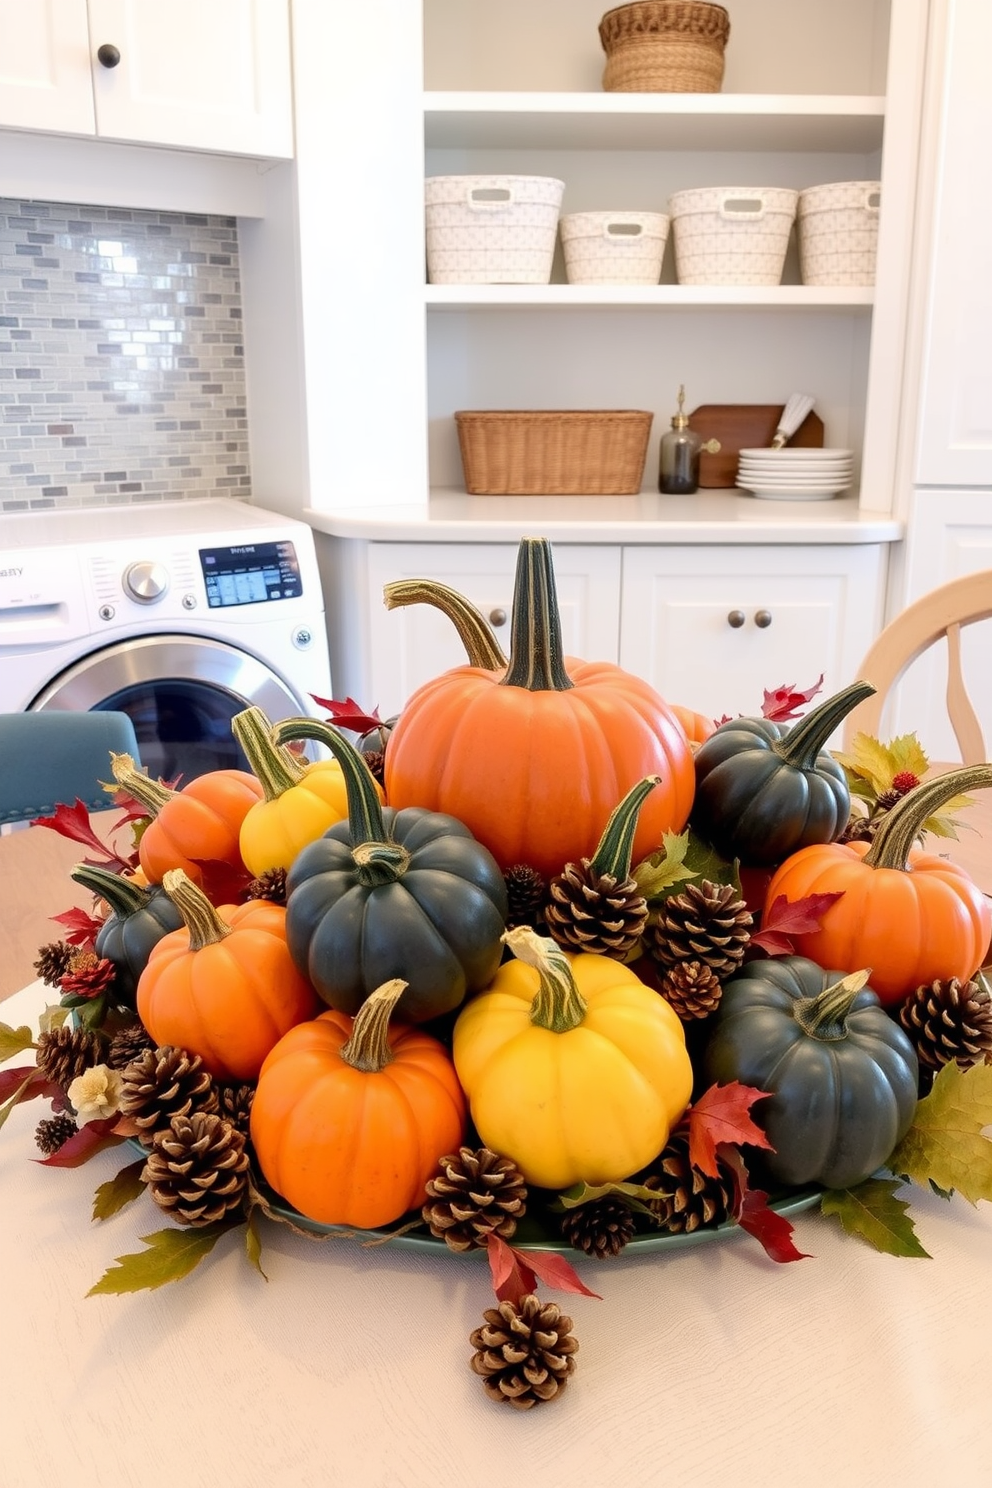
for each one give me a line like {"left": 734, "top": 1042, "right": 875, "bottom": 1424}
{"left": 305, "top": 492, "right": 903, "bottom": 545}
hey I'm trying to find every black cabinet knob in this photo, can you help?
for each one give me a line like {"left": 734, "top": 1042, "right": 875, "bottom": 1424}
{"left": 754, "top": 609, "right": 773, "bottom": 628}
{"left": 97, "top": 43, "right": 121, "bottom": 68}
{"left": 488, "top": 607, "right": 507, "bottom": 627}
{"left": 727, "top": 609, "right": 745, "bottom": 628}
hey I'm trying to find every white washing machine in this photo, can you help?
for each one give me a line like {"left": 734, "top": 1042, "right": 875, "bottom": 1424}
{"left": 0, "top": 500, "right": 333, "bottom": 782}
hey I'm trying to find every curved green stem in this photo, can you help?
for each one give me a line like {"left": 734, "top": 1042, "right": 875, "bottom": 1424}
{"left": 776, "top": 680, "right": 876, "bottom": 768}
{"left": 500, "top": 538, "right": 573, "bottom": 693}
{"left": 272, "top": 717, "right": 396, "bottom": 880}
{"left": 588, "top": 776, "right": 660, "bottom": 879}
{"left": 231, "top": 706, "right": 307, "bottom": 801}
{"left": 161, "top": 868, "right": 231, "bottom": 950}
{"left": 109, "top": 753, "right": 174, "bottom": 815}
{"left": 339, "top": 979, "right": 407, "bottom": 1071}
{"left": 384, "top": 578, "right": 508, "bottom": 670}
{"left": 793, "top": 970, "right": 870, "bottom": 1040}
{"left": 70, "top": 862, "right": 151, "bottom": 918}
{"left": 864, "top": 764, "right": 992, "bottom": 871}
{"left": 503, "top": 926, "right": 587, "bottom": 1034}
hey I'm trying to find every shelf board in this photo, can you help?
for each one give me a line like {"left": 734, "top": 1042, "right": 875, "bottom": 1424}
{"left": 425, "top": 284, "right": 875, "bottom": 310}
{"left": 424, "top": 92, "right": 886, "bottom": 153}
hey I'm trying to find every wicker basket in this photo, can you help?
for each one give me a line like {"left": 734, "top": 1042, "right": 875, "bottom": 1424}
{"left": 425, "top": 174, "right": 565, "bottom": 285}
{"left": 599, "top": 2, "right": 730, "bottom": 93}
{"left": 560, "top": 211, "right": 670, "bottom": 284}
{"left": 455, "top": 410, "right": 654, "bottom": 495}
{"left": 798, "top": 181, "right": 881, "bottom": 286}
{"left": 669, "top": 185, "right": 798, "bottom": 285}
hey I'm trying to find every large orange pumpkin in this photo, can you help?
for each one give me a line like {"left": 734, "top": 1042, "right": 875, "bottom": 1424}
{"left": 383, "top": 538, "right": 695, "bottom": 878}
{"left": 762, "top": 765, "right": 992, "bottom": 1006}
{"left": 250, "top": 980, "right": 466, "bottom": 1228}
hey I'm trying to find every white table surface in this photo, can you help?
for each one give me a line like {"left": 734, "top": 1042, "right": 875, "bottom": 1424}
{"left": 2, "top": 976, "right": 991, "bottom": 1488}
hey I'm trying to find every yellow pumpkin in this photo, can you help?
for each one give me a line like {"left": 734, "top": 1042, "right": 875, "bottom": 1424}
{"left": 452, "top": 927, "right": 693, "bottom": 1190}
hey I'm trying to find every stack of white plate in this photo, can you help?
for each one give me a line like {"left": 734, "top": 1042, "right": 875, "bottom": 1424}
{"left": 736, "top": 447, "right": 854, "bottom": 501}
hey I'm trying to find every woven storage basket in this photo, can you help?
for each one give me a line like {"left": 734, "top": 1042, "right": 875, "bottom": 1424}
{"left": 599, "top": 2, "right": 730, "bottom": 93}
{"left": 455, "top": 411, "right": 654, "bottom": 495}
{"left": 669, "top": 185, "right": 798, "bottom": 285}
{"left": 425, "top": 174, "right": 564, "bottom": 285}
{"left": 560, "top": 211, "right": 670, "bottom": 284}
{"left": 798, "top": 181, "right": 881, "bottom": 286}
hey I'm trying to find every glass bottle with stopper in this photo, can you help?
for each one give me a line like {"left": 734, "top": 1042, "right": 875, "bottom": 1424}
{"left": 658, "top": 385, "right": 719, "bottom": 494}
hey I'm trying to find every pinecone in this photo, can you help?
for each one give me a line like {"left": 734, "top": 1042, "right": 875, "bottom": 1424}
{"left": 33, "top": 941, "right": 75, "bottom": 987}
{"left": 423, "top": 1146, "right": 527, "bottom": 1251}
{"left": 35, "top": 1024, "right": 107, "bottom": 1090}
{"left": 658, "top": 959, "right": 723, "bottom": 1021}
{"left": 469, "top": 1294, "right": 578, "bottom": 1409}
{"left": 35, "top": 1112, "right": 79, "bottom": 1155}
{"left": 361, "top": 748, "right": 386, "bottom": 787}
{"left": 106, "top": 1021, "right": 155, "bottom": 1070}
{"left": 838, "top": 811, "right": 877, "bottom": 844}
{"left": 545, "top": 860, "right": 649, "bottom": 957}
{"left": 118, "top": 1045, "right": 218, "bottom": 1145}
{"left": 644, "top": 1133, "right": 734, "bottom": 1234}
{"left": 59, "top": 951, "right": 117, "bottom": 1001}
{"left": 215, "top": 1082, "right": 255, "bottom": 1136}
{"left": 141, "top": 1112, "right": 250, "bottom": 1227}
{"left": 875, "top": 788, "right": 903, "bottom": 812}
{"left": 899, "top": 978, "right": 992, "bottom": 1072}
{"left": 244, "top": 867, "right": 287, "bottom": 904}
{"left": 646, "top": 880, "right": 752, "bottom": 977}
{"left": 560, "top": 1195, "right": 636, "bottom": 1258}
{"left": 504, "top": 864, "right": 547, "bottom": 929}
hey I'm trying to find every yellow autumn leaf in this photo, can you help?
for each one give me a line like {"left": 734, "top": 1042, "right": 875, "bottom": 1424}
{"left": 888, "top": 1063, "right": 992, "bottom": 1206}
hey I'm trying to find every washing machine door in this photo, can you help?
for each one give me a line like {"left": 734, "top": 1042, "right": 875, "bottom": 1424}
{"left": 31, "top": 634, "right": 307, "bottom": 783}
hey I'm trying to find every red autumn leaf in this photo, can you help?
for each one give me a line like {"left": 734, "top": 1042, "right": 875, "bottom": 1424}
{"left": 517, "top": 1247, "right": 602, "bottom": 1301}
{"left": 485, "top": 1233, "right": 602, "bottom": 1305}
{"left": 721, "top": 1147, "right": 811, "bottom": 1264}
{"left": 760, "top": 674, "right": 824, "bottom": 722}
{"left": 750, "top": 890, "right": 845, "bottom": 956}
{"left": 50, "top": 905, "right": 104, "bottom": 948}
{"left": 311, "top": 693, "right": 384, "bottom": 736}
{"left": 30, "top": 797, "right": 134, "bottom": 873}
{"left": 0, "top": 1065, "right": 62, "bottom": 1106}
{"left": 34, "top": 1116, "right": 123, "bottom": 1168}
{"left": 687, "top": 1082, "right": 774, "bottom": 1178}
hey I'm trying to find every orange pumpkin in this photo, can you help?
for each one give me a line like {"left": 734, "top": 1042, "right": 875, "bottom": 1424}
{"left": 670, "top": 703, "right": 717, "bottom": 746}
{"left": 137, "top": 869, "right": 319, "bottom": 1079}
{"left": 250, "top": 980, "right": 466, "bottom": 1228}
{"left": 384, "top": 538, "right": 695, "bottom": 878}
{"left": 763, "top": 765, "right": 992, "bottom": 1006}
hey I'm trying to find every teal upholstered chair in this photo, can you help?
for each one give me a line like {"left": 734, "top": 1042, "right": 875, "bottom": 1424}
{"left": 0, "top": 711, "right": 141, "bottom": 827}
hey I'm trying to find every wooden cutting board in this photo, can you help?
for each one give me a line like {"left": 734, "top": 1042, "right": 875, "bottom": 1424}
{"left": 687, "top": 404, "right": 825, "bottom": 487}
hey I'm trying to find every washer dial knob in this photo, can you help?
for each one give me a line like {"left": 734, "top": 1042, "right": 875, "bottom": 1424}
{"left": 123, "top": 561, "right": 169, "bottom": 604}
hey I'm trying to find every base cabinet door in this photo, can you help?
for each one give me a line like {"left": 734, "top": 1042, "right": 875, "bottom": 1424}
{"left": 618, "top": 545, "right": 887, "bottom": 724}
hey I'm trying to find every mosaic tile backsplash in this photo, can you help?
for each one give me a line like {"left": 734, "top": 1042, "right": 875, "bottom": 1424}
{"left": 0, "top": 200, "right": 250, "bottom": 512}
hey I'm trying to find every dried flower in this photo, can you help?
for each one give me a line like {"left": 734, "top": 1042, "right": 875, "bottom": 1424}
{"left": 60, "top": 951, "right": 117, "bottom": 1001}
{"left": 67, "top": 1064, "right": 124, "bottom": 1123}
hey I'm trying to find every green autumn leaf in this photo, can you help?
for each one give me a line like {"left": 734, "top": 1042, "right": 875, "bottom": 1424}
{"left": 37, "top": 1004, "right": 70, "bottom": 1037}
{"left": 92, "top": 1158, "right": 147, "bottom": 1222}
{"left": 633, "top": 830, "right": 696, "bottom": 900}
{"left": 888, "top": 1062, "right": 992, "bottom": 1206}
{"left": 0, "top": 1022, "right": 36, "bottom": 1064}
{"left": 86, "top": 1219, "right": 242, "bottom": 1295}
{"left": 557, "top": 1178, "right": 661, "bottom": 1220}
{"left": 820, "top": 1178, "right": 930, "bottom": 1258}
{"left": 245, "top": 1207, "right": 268, "bottom": 1279}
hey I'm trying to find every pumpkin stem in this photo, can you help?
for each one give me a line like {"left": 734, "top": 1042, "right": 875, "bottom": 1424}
{"left": 503, "top": 926, "right": 587, "bottom": 1034}
{"left": 351, "top": 840, "right": 412, "bottom": 884}
{"left": 160, "top": 868, "right": 232, "bottom": 950}
{"left": 272, "top": 716, "right": 387, "bottom": 853}
{"left": 109, "top": 752, "right": 175, "bottom": 816}
{"left": 863, "top": 764, "right": 992, "bottom": 871}
{"left": 500, "top": 538, "right": 574, "bottom": 693}
{"left": 793, "top": 969, "right": 871, "bottom": 1039}
{"left": 588, "top": 775, "right": 661, "bottom": 880}
{"left": 339, "top": 979, "right": 407, "bottom": 1072}
{"left": 384, "top": 578, "right": 508, "bottom": 670}
{"left": 231, "top": 706, "right": 307, "bottom": 800}
{"left": 70, "top": 861, "right": 151, "bottom": 918}
{"left": 775, "top": 680, "right": 877, "bottom": 769}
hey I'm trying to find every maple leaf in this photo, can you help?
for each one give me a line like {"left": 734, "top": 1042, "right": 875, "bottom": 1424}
{"left": 633, "top": 828, "right": 740, "bottom": 904}
{"left": 50, "top": 905, "right": 103, "bottom": 948}
{"left": 486, "top": 1233, "right": 601, "bottom": 1305}
{"left": 310, "top": 693, "right": 384, "bottom": 736}
{"left": 761, "top": 674, "right": 824, "bottom": 722}
{"left": 30, "top": 798, "right": 134, "bottom": 873}
{"left": 887, "top": 1062, "right": 992, "bottom": 1205}
{"left": 749, "top": 890, "right": 844, "bottom": 956}
{"left": 686, "top": 1082, "right": 774, "bottom": 1178}
{"left": 720, "top": 1147, "right": 810, "bottom": 1262}
{"left": 820, "top": 1178, "right": 930, "bottom": 1258}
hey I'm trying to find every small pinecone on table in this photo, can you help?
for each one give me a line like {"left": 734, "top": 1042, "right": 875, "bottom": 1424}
{"left": 545, "top": 859, "right": 649, "bottom": 957}
{"left": 215, "top": 1081, "right": 255, "bottom": 1136}
{"left": 33, "top": 940, "right": 76, "bottom": 987}
{"left": 106, "top": 1020, "right": 155, "bottom": 1070}
{"left": 35, "top": 1112, "right": 79, "bottom": 1156}
{"left": 899, "top": 977, "right": 992, "bottom": 1073}
{"left": 503, "top": 864, "right": 547, "bottom": 930}
{"left": 658, "top": 959, "right": 724, "bottom": 1022}
{"left": 35, "top": 1024, "right": 107, "bottom": 1090}
{"left": 423, "top": 1146, "right": 527, "bottom": 1251}
{"left": 244, "top": 866, "right": 288, "bottom": 904}
{"left": 646, "top": 879, "right": 752, "bottom": 978}
{"left": 469, "top": 1294, "right": 578, "bottom": 1410}
{"left": 141, "top": 1111, "right": 250, "bottom": 1226}
{"left": 560, "top": 1194, "right": 636, "bottom": 1258}
{"left": 645, "top": 1132, "right": 735, "bottom": 1235}
{"left": 119, "top": 1044, "right": 218, "bottom": 1145}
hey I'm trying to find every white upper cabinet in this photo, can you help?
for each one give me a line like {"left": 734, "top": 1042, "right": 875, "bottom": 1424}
{"left": 0, "top": 0, "right": 293, "bottom": 157}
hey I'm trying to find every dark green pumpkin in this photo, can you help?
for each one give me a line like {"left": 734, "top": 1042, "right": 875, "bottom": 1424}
{"left": 701, "top": 954, "right": 919, "bottom": 1189}
{"left": 689, "top": 679, "right": 875, "bottom": 867}
{"left": 71, "top": 861, "right": 184, "bottom": 1006}
{"left": 278, "top": 717, "right": 508, "bottom": 1023}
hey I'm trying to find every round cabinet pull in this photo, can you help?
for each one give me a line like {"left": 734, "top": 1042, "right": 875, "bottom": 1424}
{"left": 727, "top": 609, "right": 745, "bottom": 628}
{"left": 96, "top": 43, "right": 121, "bottom": 68}
{"left": 754, "top": 609, "right": 773, "bottom": 629}
{"left": 489, "top": 607, "right": 507, "bottom": 627}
